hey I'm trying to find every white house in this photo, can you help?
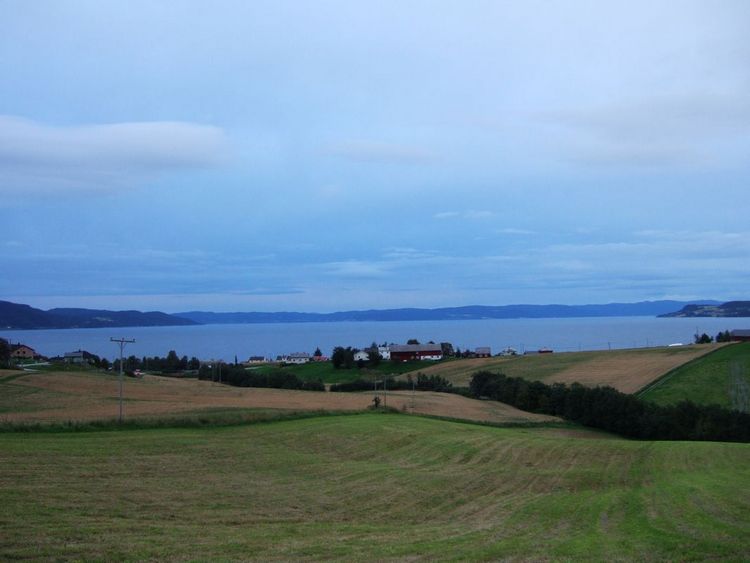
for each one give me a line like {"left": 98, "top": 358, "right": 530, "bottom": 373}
{"left": 282, "top": 352, "right": 311, "bottom": 364}
{"left": 378, "top": 346, "right": 391, "bottom": 360}
{"left": 353, "top": 350, "right": 370, "bottom": 362}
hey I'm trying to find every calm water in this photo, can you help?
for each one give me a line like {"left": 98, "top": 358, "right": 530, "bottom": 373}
{"left": 2, "top": 317, "right": 748, "bottom": 362}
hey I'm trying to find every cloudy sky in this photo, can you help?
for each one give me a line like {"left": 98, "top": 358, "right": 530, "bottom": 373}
{"left": 2, "top": 1, "right": 749, "bottom": 312}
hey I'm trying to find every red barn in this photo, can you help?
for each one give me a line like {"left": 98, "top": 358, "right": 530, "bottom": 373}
{"left": 389, "top": 344, "right": 443, "bottom": 362}
{"left": 730, "top": 329, "right": 750, "bottom": 342}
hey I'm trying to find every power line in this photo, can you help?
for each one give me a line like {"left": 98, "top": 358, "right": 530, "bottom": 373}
{"left": 110, "top": 337, "right": 135, "bottom": 423}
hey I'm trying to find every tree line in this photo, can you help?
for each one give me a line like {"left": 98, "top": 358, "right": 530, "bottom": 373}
{"left": 469, "top": 371, "right": 750, "bottom": 442}
{"left": 330, "top": 373, "right": 453, "bottom": 392}
{"left": 113, "top": 351, "right": 202, "bottom": 374}
{"left": 198, "top": 364, "right": 324, "bottom": 391}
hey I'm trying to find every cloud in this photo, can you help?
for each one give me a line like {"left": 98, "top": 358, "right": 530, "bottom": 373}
{"left": 0, "top": 115, "right": 228, "bottom": 195}
{"left": 539, "top": 94, "right": 750, "bottom": 168}
{"left": 323, "top": 140, "right": 438, "bottom": 164}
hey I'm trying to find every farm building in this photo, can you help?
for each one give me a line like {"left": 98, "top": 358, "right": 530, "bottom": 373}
{"left": 730, "top": 329, "right": 750, "bottom": 342}
{"left": 475, "top": 347, "right": 491, "bottom": 358}
{"left": 10, "top": 344, "right": 37, "bottom": 360}
{"left": 64, "top": 350, "right": 86, "bottom": 364}
{"left": 353, "top": 350, "right": 370, "bottom": 362}
{"left": 389, "top": 344, "right": 443, "bottom": 362}
{"left": 281, "top": 352, "right": 311, "bottom": 364}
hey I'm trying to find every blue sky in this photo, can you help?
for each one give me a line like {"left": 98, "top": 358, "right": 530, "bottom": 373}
{"left": 1, "top": 1, "right": 749, "bottom": 312}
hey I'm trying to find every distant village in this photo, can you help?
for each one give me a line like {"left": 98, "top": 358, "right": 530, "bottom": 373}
{"left": 3, "top": 329, "right": 750, "bottom": 370}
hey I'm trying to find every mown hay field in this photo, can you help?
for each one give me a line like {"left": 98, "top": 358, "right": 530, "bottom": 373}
{"left": 639, "top": 342, "right": 750, "bottom": 408}
{"left": 0, "top": 370, "right": 556, "bottom": 425}
{"left": 406, "top": 344, "right": 725, "bottom": 392}
{"left": 1, "top": 414, "right": 748, "bottom": 560}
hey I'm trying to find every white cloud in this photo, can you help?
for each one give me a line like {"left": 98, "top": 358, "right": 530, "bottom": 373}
{"left": 497, "top": 228, "right": 535, "bottom": 235}
{"left": 0, "top": 115, "right": 228, "bottom": 195}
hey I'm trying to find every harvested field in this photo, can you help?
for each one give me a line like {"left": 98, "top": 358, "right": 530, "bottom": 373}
{"left": 2, "top": 414, "right": 749, "bottom": 560}
{"left": 407, "top": 344, "right": 725, "bottom": 393}
{"left": 0, "top": 370, "right": 557, "bottom": 425}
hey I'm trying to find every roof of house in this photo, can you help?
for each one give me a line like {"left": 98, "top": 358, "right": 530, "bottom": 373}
{"left": 475, "top": 347, "right": 491, "bottom": 354}
{"left": 390, "top": 344, "right": 442, "bottom": 353}
{"left": 730, "top": 329, "right": 750, "bottom": 337}
{"left": 289, "top": 352, "right": 311, "bottom": 358}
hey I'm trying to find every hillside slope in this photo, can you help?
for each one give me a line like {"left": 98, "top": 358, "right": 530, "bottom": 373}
{"left": 1, "top": 415, "right": 748, "bottom": 560}
{"left": 639, "top": 342, "right": 750, "bottom": 409}
{"left": 0, "top": 370, "right": 557, "bottom": 425}
{"left": 660, "top": 300, "right": 750, "bottom": 317}
{"left": 0, "top": 300, "right": 196, "bottom": 329}
{"left": 404, "top": 345, "right": 723, "bottom": 392}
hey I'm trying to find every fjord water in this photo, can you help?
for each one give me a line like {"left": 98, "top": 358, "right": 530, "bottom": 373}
{"left": 2, "top": 316, "right": 748, "bottom": 362}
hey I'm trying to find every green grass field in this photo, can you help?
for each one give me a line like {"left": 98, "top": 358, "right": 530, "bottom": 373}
{"left": 1, "top": 413, "right": 748, "bottom": 560}
{"left": 639, "top": 342, "right": 750, "bottom": 409}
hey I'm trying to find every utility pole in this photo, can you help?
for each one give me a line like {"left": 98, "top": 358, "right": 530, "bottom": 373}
{"left": 111, "top": 337, "right": 135, "bottom": 423}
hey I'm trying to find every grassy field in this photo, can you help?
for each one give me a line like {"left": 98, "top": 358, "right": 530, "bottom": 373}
{"left": 404, "top": 344, "right": 723, "bottom": 393}
{"left": 1, "top": 413, "right": 748, "bottom": 560}
{"left": 0, "top": 370, "right": 557, "bottom": 425}
{"left": 639, "top": 342, "right": 750, "bottom": 409}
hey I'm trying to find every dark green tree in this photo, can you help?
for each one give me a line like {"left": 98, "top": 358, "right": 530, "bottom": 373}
{"left": 694, "top": 333, "right": 712, "bottom": 344}
{"left": 0, "top": 338, "right": 10, "bottom": 368}
{"left": 367, "top": 342, "right": 382, "bottom": 367}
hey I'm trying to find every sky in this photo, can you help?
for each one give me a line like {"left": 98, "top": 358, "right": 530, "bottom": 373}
{"left": 1, "top": 0, "right": 749, "bottom": 313}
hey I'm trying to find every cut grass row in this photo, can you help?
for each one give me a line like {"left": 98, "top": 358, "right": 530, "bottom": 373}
{"left": 1, "top": 413, "right": 748, "bottom": 560}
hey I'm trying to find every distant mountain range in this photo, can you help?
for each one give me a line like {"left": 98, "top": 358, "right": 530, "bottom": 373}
{"left": 659, "top": 301, "right": 750, "bottom": 318}
{"left": 0, "top": 300, "right": 197, "bottom": 330}
{"left": 175, "top": 300, "right": 721, "bottom": 324}
{"left": 1, "top": 299, "right": 732, "bottom": 331}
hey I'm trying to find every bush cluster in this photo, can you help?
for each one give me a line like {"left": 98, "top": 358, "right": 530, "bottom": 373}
{"left": 330, "top": 373, "right": 452, "bottom": 393}
{"left": 200, "top": 365, "right": 324, "bottom": 391}
{"left": 469, "top": 371, "right": 750, "bottom": 442}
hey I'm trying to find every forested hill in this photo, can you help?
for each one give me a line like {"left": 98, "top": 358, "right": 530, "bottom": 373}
{"left": 176, "top": 300, "right": 719, "bottom": 324}
{"left": 659, "top": 301, "right": 750, "bottom": 318}
{"left": 0, "top": 300, "right": 197, "bottom": 330}
{"left": 2, "top": 299, "right": 728, "bottom": 330}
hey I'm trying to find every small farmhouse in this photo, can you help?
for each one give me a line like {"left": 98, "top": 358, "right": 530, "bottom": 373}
{"left": 10, "top": 344, "right": 37, "bottom": 360}
{"left": 281, "top": 352, "right": 311, "bottom": 364}
{"left": 730, "top": 329, "right": 750, "bottom": 342}
{"left": 64, "top": 350, "right": 86, "bottom": 364}
{"left": 475, "top": 347, "right": 491, "bottom": 358}
{"left": 353, "top": 350, "right": 370, "bottom": 362}
{"left": 389, "top": 344, "right": 443, "bottom": 362}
